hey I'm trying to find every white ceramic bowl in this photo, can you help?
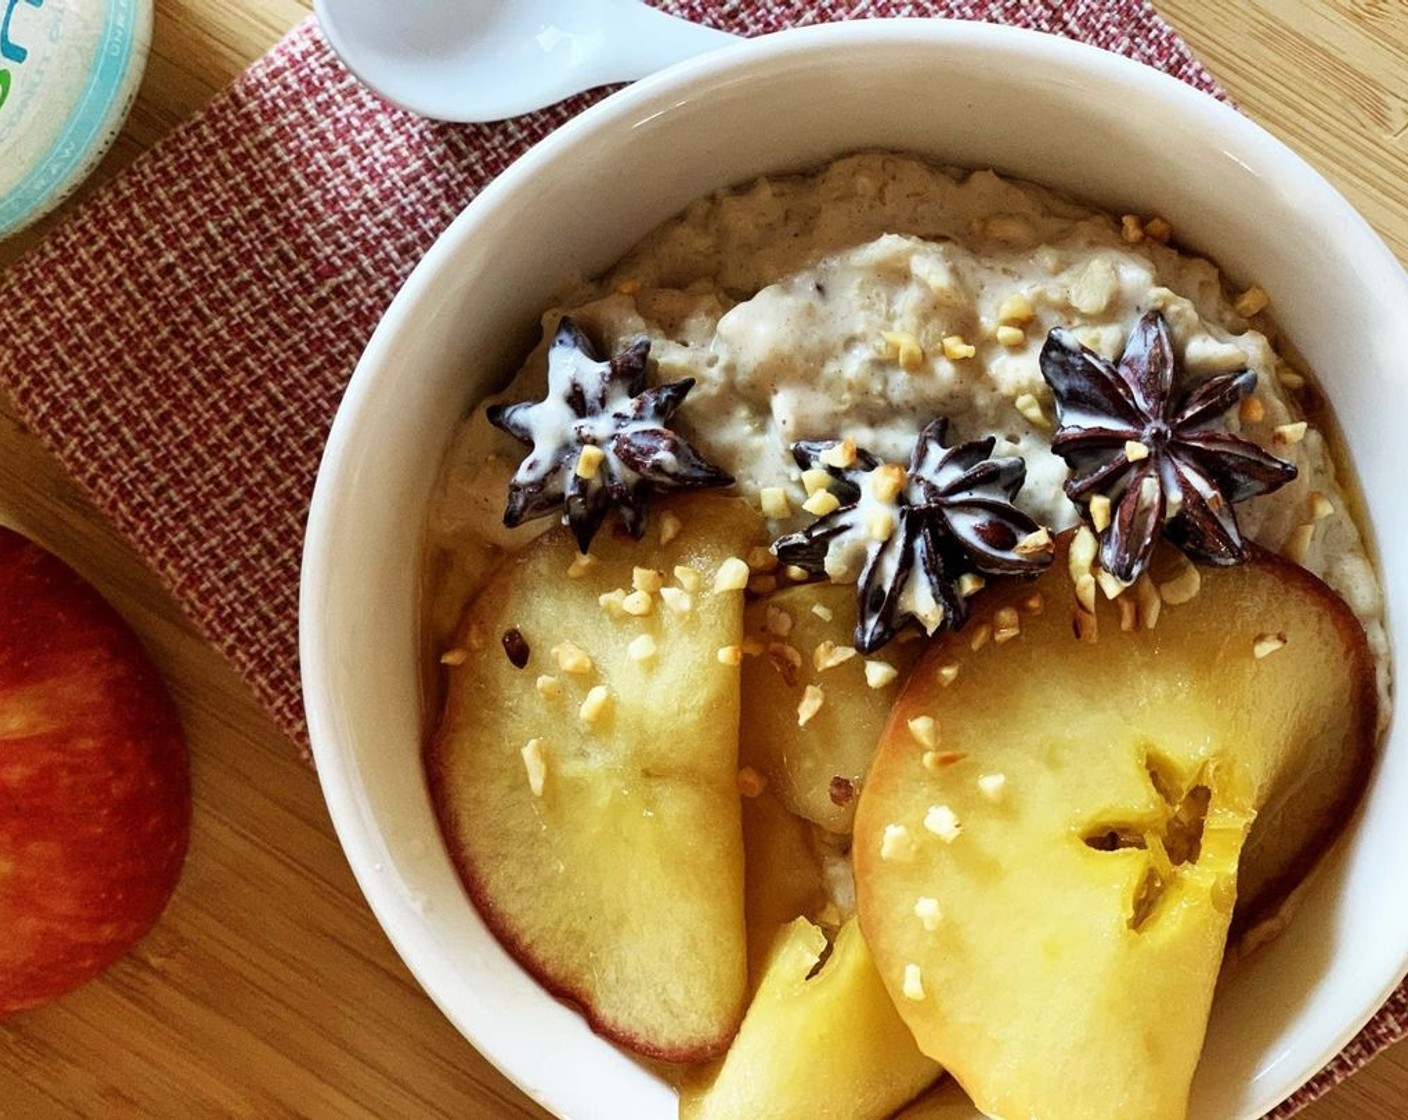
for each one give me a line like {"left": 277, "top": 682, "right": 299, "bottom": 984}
{"left": 301, "top": 19, "right": 1407, "bottom": 1120}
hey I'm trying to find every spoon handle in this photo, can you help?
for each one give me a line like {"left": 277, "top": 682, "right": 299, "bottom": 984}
{"left": 584, "top": 0, "right": 738, "bottom": 82}
{"left": 317, "top": 0, "right": 739, "bottom": 124}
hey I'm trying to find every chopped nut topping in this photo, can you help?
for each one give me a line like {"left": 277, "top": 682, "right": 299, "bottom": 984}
{"left": 1096, "top": 568, "right": 1126, "bottom": 601}
{"left": 1239, "top": 396, "right": 1265, "bottom": 424}
{"left": 1071, "top": 259, "right": 1117, "bottom": 315}
{"left": 923, "top": 750, "right": 968, "bottom": 771}
{"left": 748, "top": 546, "right": 780, "bottom": 573}
{"left": 1015, "top": 527, "right": 1054, "bottom": 557}
{"left": 871, "top": 463, "right": 908, "bottom": 504}
{"left": 1124, "top": 439, "right": 1150, "bottom": 462}
{"left": 998, "top": 293, "right": 1036, "bottom": 324}
{"left": 880, "top": 824, "right": 917, "bottom": 862}
{"left": 765, "top": 605, "right": 794, "bottom": 637}
{"left": 628, "top": 634, "right": 657, "bottom": 663}
{"left": 1308, "top": 491, "right": 1334, "bottom": 521}
{"left": 865, "top": 660, "right": 899, "bottom": 688}
{"left": 902, "top": 963, "right": 927, "bottom": 1002}
{"left": 784, "top": 564, "right": 811, "bottom": 582}
{"left": 659, "top": 586, "right": 694, "bottom": 615}
{"left": 908, "top": 715, "right": 938, "bottom": 749}
{"left": 914, "top": 897, "right": 944, "bottom": 931}
{"left": 1283, "top": 522, "right": 1315, "bottom": 564}
{"left": 957, "top": 572, "right": 986, "bottom": 598}
{"left": 716, "top": 644, "right": 744, "bottom": 666}
{"left": 535, "top": 674, "right": 563, "bottom": 700}
{"left": 658, "top": 511, "right": 683, "bottom": 546}
{"left": 1118, "top": 597, "right": 1138, "bottom": 632}
{"left": 632, "top": 567, "right": 664, "bottom": 594}
{"left": 969, "top": 622, "right": 992, "bottom": 651}
{"left": 1014, "top": 392, "right": 1050, "bottom": 430}
{"left": 736, "top": 767, "right": 767, "bottom": 798}
{"left": 552, "top": 641, "right": 593, "bottom": 675}
{"left": 814, "top": 640, "right": 858, "bottom": 672}
{"left": 1089, "top": 493, "right": 1112, "bottom": 533}
{"left": 713, "top": 557, "right": 751, "bottom": 593}
{"left": 673, "top": 565, "right": 702, "bottom": 592}
{"left": 1069, "top": 525, "right": 1098, "bottom": 583}
{"left": 749, "top": 574, "right": 779, "bottom": 595}
{"left": 439, "top": 648, "right": 468, "bottom": 666}
{"left": 621, "top": 589, "right": 654, "bottom": 617}
{"left": 1234, "top": 285, "right": 1270, "bottom": 317}
{"left": 1019, "top": 593, "right": 1045, "bottom": 617}
{"left": 575, "top": 444, "right": 606, "bottom": 480}
{"left": 1253, "top": 632, "right": 1288, "bottom": 659}
{"left": 1073, "top": 608, "right": 1098, "bottom": 643}
{"left": 866, "top": 509, "right": 897, "bottom": 542}
{"left": 820, "top": 439, "right": 858, "bottom": 469}
{"left": 598, "top": 588, "right": 628, "bottom": 616}
{"left": 1273, "top": 421, "right": 1308, "bottom": 445}
{"left": 801, "top": 467, "right": 834, "bottom": 496}
{"left": 521, "top": 739, "right": 547, "bottom": 797}
{"left": 993, "top": 606, "right": 1021, "bottom": 643}
{"left": 1143, "top": 216, "right": 1173, "bottom": 243}
{"left": 942, "top": 335, "right": 977, "bottom": 360}
{"left": 1135, "top": 575, "right": 1162, "bottom": 630}
{"left": 936, "top": 663, "right": 960, "bottom": 687}
{"left": 741, "top": 637, "right": 766, "bottom": 657}
{"left": 978, "top": 773, "right": 1008, "bottom": 802}
{"left": 995, "top": 325, "right": 1026, "bottom": 348}
{"left": 1120, "top": 214, "right": 1145, "bottom": 244}
{"left": 881, "top": 330, "right": 925, "bottom": 372}
{"left": 802, "top": 489, "right": 842, "bottom": 516}
{"left": 579, "top": 685, "right": 611, "bottom": 725}
{"left": 567, "top": 553, "right": 598, "bottom": 579}
{"left": 1158, "top": 558, "right": 1201, "bottom": 606}
{"left": 1278, "top": 367, "right": 1307, "bottom": 390}
{"left": 924, "top": 804, "right": 963, "bottom": 843}
{"left": 811, "top": 603, "right": 835, "bottom": 623}
{"left": 759, "top": 486, "right": 792, "bottom": 519}
{"left": 797, "top": 683, "right": 825, "bottom": 726}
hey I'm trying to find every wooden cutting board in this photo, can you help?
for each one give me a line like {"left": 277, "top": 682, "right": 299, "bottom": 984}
{"left": 0, "top": 2, "right": 1403, "bottom": 1117}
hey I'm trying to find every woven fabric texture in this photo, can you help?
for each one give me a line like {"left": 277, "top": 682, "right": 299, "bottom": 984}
{"left": 0, "top": 1, "right": 1398, "bottom": 1110}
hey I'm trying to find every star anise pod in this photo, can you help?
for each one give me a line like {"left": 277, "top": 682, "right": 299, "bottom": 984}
{"left": 487, "top": 317, "right": 732, "bottom": 552}
{"left": 1040, "top": 310, "right": 1298, "bottom": 584}
{"left": 773, "top": 419, "right": 1052, "bottom": 653}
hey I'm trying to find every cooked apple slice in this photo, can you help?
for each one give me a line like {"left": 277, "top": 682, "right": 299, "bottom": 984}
{"left": 854, "top": 533, "right": 1375, "bottom": 1120}
{"left": 427, "top": 495, "right": 766, "bottom": 1062}
{"left": 740, "top": 583, "right": 924, "bottom": 833}
{"left": 741, "top": 786, "right": 827, "bottom": 990}
{"left": 679, "top": 917, "right": 941, "bottom": 1120}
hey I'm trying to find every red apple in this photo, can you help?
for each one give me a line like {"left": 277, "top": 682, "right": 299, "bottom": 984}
{"left": 0, "top": 527, "right": 190, "bottom": 1015}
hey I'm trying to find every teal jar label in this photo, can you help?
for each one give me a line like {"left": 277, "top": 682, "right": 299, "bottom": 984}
{"left": 0, "top": 0, "right": 150, "bottom": 238}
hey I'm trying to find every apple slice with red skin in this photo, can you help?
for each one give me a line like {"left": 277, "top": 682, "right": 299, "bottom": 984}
{"left": 0, "top": 528, "right": 190, "bottom": 1016}
{"left": 854, "top": 532, "right": 1376, "bottom": 1120}
{"left": 429, "top": 496, "right": 766, "bottom": 1062}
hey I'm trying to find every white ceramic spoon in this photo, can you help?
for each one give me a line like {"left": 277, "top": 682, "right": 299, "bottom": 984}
{"left": 314, "top": 0, "right": 739, "bottom": 123}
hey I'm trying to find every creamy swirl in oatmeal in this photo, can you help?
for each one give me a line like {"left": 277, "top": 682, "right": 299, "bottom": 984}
{"left": 427, "top": 152, "right": 1388, "bottom": 712}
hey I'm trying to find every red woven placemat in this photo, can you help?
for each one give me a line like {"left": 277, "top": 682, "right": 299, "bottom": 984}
{"left": 0, "top": 1, "right": 1399, "bottom": 1111}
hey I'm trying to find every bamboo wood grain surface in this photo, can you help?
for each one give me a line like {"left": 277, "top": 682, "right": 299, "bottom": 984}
{"left": 0, "top": 1, "right": 1405, "bottom": 1116}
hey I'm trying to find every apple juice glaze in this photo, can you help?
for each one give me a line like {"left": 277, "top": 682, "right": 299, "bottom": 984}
{"left": 424, "top": 152, "right": 1390, "bottom": 724}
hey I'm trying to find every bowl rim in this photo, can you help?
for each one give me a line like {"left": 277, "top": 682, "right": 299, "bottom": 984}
{"left": 301, "top": 16, "right": 1408, "bottom": 1120}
